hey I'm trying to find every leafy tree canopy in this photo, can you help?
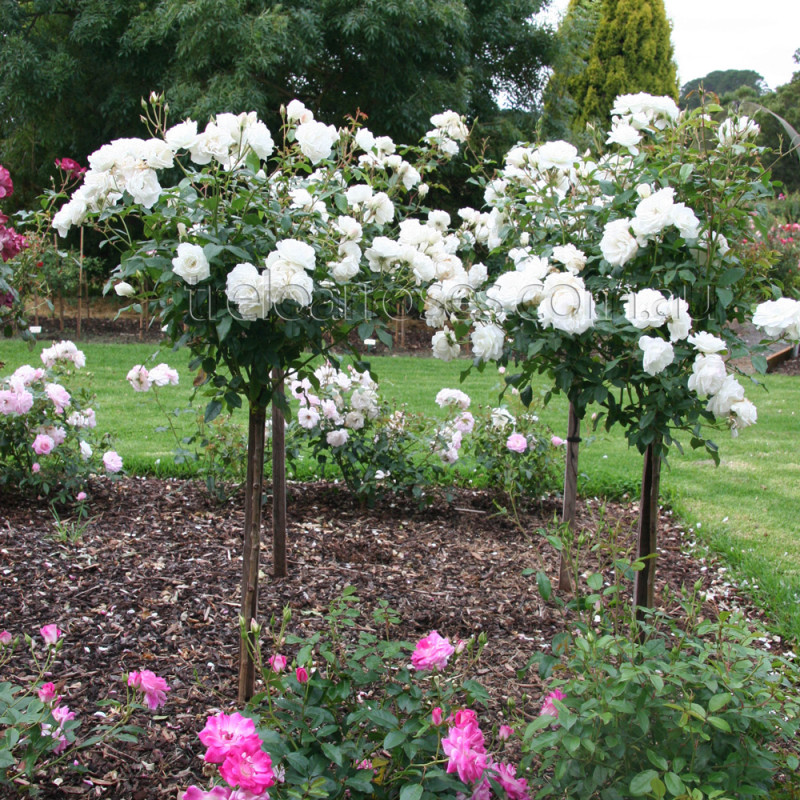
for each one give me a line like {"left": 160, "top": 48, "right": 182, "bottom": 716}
{"left": 0, "top": 0, "right": 556, "bottom": 208}
{"left": 680, "top": 69, "right": 768, "bottom": 109}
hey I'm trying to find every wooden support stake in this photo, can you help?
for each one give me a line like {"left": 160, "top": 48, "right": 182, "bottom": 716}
{"left": 77, "top": 227, "right": 83, "bottom": 339}
{"left": 559, "top": 402, "right": 580, "bottom": 592}
{"left": 238, "top": 403, "right": 267, "bottom": 704}
{"left": 633, "top": 439, "right": 662, "bottom": 622}
{"left": 272, "top": 369, "right": 287, "bottom": 579}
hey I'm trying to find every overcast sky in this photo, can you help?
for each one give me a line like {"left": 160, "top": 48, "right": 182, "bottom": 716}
{"left": 542, "top": 0, "right": 799, "bottom": 91}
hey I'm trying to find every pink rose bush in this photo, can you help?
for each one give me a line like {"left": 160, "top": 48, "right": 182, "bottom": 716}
{"left": 128, "top": 669, "right": 170, "bottom": 710}
{"left": 0, "top": 343, "right": 118, "bottom": 501}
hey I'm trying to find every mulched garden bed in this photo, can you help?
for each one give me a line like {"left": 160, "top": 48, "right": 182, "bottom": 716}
{"left": 0, "top": 478, "right": 786, "bottom": 798}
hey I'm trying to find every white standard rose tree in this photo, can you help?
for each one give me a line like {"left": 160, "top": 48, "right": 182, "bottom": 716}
{"left": 421, "top": 94, "right": 778, "bottom": 614}
{"left": 53, "top": 94, "right": 469, "bottom": 700}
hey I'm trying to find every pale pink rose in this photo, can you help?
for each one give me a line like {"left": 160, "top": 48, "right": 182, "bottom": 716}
{"left": 0, "top": 631, "right": 12, "bottom": 646}
{"left": 199, "top": 711, "right": 259, "bottom": 764}
{"left": 76, "top": 491, "right": 87, "bottom": 501}
{"left": 38, "top": 682, "right": 58, "bottom": 704}
{"left": 551, "top": 436, "right": 566, "bottom": 447}
{"left": 45, "top": 383, "right": 71, "bottom": 413}
{"left": 295, "top": 666, "right": 309, "bottom": 683}
{"left": 268, "top": 653, "right": 288, "bottom": 672}
{"left": 498, "top": 724, "right": 514, "bottom": 741}
{"left": 411, "top": 630, "right": 455, "bottom": 671}
{"left": 127, "top": 669, "right": 170, "bottom": 710}
{"left": 148, "top": 363, "right": 180, "bottom": 387}
{"left": 506, "top": 432, "right": 527, "bottom": 453}
{"left": 40, "top": 624, "right": 62, "bottom": 645}
{"left": 540, "top": 688, "right": 566, "bottom": 718}
{"left": 103, "top": 450, "right": 123, "bottom": 473}
{"left": 32, "top": 462, "right": 41, "bottom": 473}
{"left": 126, "top": 365, "right": 151, "bottom": 392}
{"left": 454, "top": 638, "right": 467, "bottom": 654}
{"left": 32, "top": 434, "right": 55, "bottom": 455}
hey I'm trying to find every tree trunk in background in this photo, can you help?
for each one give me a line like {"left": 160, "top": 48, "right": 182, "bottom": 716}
{"left": 633, "top": 438, "right": 662, "bottom": 622}
{"left": 272, "top": 369, "right": 287, "bottom": 578}
{"left": 559, "top": 402, "right": 580, "bottom": 591}
{"left": 238, "top": 403, "right": 267, "bottom": 703}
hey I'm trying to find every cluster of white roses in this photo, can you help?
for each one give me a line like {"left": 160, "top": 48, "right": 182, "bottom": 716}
{"left": 752, "top": 297, "right": 800, "bottom": 342}
{"left": 289, "top": 363, "right": 380, "bottom": 448}
{"left": 432, "top": 388, "right": 475, "bottom": 464}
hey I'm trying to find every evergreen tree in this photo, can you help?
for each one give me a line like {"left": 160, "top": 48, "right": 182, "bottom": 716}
{"left": 570, "top": 0, "right": 677, "bottom": 130}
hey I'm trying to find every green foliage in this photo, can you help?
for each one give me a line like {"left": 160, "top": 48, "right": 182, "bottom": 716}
{"left": 0, "top": 0, "right": 555, "bottom": 209}
{"left": 521, "top": 598, "right": 800, "bottom": 799}
{"left": 570, "top": 0, "right": 678, "bottom": 129}
{"left": 680, "top": 69, "right": 768, "bottom": 109}
{"left": 758, "top": 67, "right": 800, "bottom": 195}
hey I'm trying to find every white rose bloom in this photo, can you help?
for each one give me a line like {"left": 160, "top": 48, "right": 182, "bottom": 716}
{"left": 330, "top": 257, "right": 361, "bottom": 284}
{"left": 431, "top": 328, "right": 460, "bottom": 361}
{"left": 606, "top": 122, "right": 642, "bottom": 153}
{"left": 752, "top": 297, "right": 800, "bottom": 340}
{"left": 638, "top": 335, "right": 675, "bottom": 375}
{"left": 363, "top": 191, "right": 394, "bottom": 225}
{"left": 487, "top": 270, "right": 544, "bottom": 313}
{"left": 114, "top": 281, "right": 135, "bottom": 297}
{"left": 427, "top": 209, "right": 451, "bottom": 231}
{"left": 636, "top": 183, "right": 652, "bottom": 199}
{"left": 397, "top": 161, "right": 421, "bottom": 190}
{"left": 297, "top": 407, "right": 320, "bottom": 429}
{"left": 600, "top": 218, "right": 638, "bottom": 266}
{"left": 429, "top": 110, "right": 468, "bottom": 142}
{"left": 730, "top": 399, "right": 757, "bottom": 436}
{"left": 52, "top": 196, "right": 88, "bottom": 237}
{"left": 490, "top": 407, "right": 515, "bottom": 430}
{"left": 296, "top": 120, "right": 339, "bottom": 163}
{"left": 172, "top": 243, "right": 211, "bottom": 285}
{"left": 269, "top": 239, "right": 316, "bottom": 272}
{"left": 687, "top": 331, "right": 727, "bottom": 353}
{"left": 663, "top": 296, "right": 692, "bottom": 341}
{"left": 467, "top": 262, "right": 488, "bottom": 289}
{"left": 538, "top": 272, "right": 596, "bottom": 334}
{"left": 286, "top": 99, "right": 314, "bottom": 124}
{"left": 334, "top": 215, "right": 363, "bottom": 242}
{"left": 471, "top": 322, "right": 505, "bottom": 363}
{"left": 264, "top": 263, "right": 314, "bottom": 307}
{"left": 345, "top": 184, "right": 373, "bottom": 207}
{"left": 670, "top": 202, "right": 701, "bottom": 240}
{"left": 354, "top": 127, "right": 375, "bottom": 152}
{"left": 80, "top": 441, "right": 93, "bottom": 461}
{"left": 631, "top": 187, "right": 675, "bottom": 239}
{"left": 552, "top": 243, "right": 587, "bottom": 274}
{"left": 165, "top": 119, "right": 199, "bottom": 151}
{"left": 706, "top": 374, "right": 745, "bottom": 417}
{"left": 687, "top": 353, "right": 727, "bottom": 397}
{"left": 125, "top": 167, "right": 162, "bottom": 208}
{"left": 409, "top": 252, "right": 436, "bottom": 284}
{"left": 226, "top": 262, "right": 264, "bottom": 320}
{"left": 717, "top": 116, "right": 760, "bottom": 147}
{"left": 536, "top": 140, "right": 578, "bottom": 171}
{"left": 344, "top": 410, "right": 365, "bottom": 430}
{"left": 365, "top": 237, "right": 404, "bottom": 273}
{"left": 623, "top": 288, "right": 667, "bottom": 329}
{"left": 326, "top": 428, "right": 350, "bottom": 447}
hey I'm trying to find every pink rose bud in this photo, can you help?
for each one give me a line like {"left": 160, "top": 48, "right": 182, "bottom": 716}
{"left": 32, "top": 462, "right": 41, "bottom": 473}
{"left": 498, "top": 724, "right": 514, "bottom": 741}
{"left": 432, "top": 707, "right": 444, "bottom": 726}
{"left": 454, "top": 638, "right": 467, "bottom": 654}
{"left": 38, "top": 682, "right": 58, "bottom": 704}
{"left": 551, "top": 436, "right": 566, "bottom": 447}
{"left": 76, "top": 491, "right": 87, "bottom": 501}
{"left": 295, "top": 667, "right": 309, "bottom": 684}
{"left": 0, "top": 631, "right": 12, "bottom": 646}
{"left": 40, "top": 624, "right": 62, "bottom": 645}
{"left": 268, "top": 654, "right": 288, "bottom": 672}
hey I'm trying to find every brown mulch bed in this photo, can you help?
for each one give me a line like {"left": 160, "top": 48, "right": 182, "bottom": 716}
{"left": 0, "top": 478, "right": 783, "bottom": 798}
{"left": 773, "top": 353, "right": 800, "bottom": 375}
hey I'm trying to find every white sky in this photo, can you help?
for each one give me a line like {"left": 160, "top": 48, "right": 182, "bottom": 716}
{"left": 542, "top": 0, "right": 800, "bottom": 92}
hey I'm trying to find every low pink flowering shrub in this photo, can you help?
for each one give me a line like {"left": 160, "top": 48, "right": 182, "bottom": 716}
{"left": 0, "top": 625, "right": 169, "bottom": 792}
{"left": 538, "top": 688, "right": 566, "bottom": 719}
{"left": 0, "top": 343, "right": 119, "bottom": 501}
{"left": 184, "top": 590, "right": 527, "bottom": 799}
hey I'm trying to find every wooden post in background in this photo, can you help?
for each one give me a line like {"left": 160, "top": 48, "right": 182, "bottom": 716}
{"left": 559, "top": 402, "right": 580, "bottom": 592}
{"left": 633, "top": 439, "right": 662, "bottom": 621}
{"left": 238, "top": 403, "right": 267, "bottom": 703}
{"left": 77, "top": 227, "right": 83, "bottom": 339}
{"left": 272, "top": 368, "right": 288, "bottom": 578}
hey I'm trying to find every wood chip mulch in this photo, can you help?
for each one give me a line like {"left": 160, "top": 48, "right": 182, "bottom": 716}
{"left": 0, "top": 478, "right": 785, "bottom": 798}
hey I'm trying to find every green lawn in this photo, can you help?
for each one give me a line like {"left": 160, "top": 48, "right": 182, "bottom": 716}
{"left": 3, "top": 339, "right": 800, "bottom": 636}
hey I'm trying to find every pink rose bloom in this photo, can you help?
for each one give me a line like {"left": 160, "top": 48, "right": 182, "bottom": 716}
{"left": 0, "top": 630, "right": 12, "bottom": 646}
{"left": 218, "top": 746, "right": 275, "bottom": 795}
{"left": 32, "top": 462, "right": 41, "bottom": 473}
{"left": 0, "top": 164, "right": 13, "bottom": 198}
{"left": 11, "top": 365, "right": 44, "bottom": 385}
{"left": 442, "top": 717, "right": 487, "bottom": 784}
{"left": 183, "top": 787, "right": 231, "bottom": 800}
{"left": 454, "top": 411, "right": 475, "bottom": 434}
{"left": 498, "top": 724, "right": 514, "bottom": 741}
{"left": 295, "top": 666, "right": 309, "bottom": 684}
{"left": 54, "top": 157, "right": 87, "bottom": 179}
{"left": 411, "top": 630, "right": 455, "bottom": 671}
{"left": 14, "top": 389, "right": 34, "bottom": 415}
{"left": 268, "top": 654, "right": 287, "bottom": 672}
{"left": 126, "top": 365, "right": 151, "bottom": 392}
{"left": 149, "top": 363, "right": 180, "bottom": 387}
{"left": 432, "top": 707, "right": 444, "bottom": 726}
{"left": 32, "top": 434, "right": 55, "bottom": 456}
{"left": 539, "top": 688, "right": 566, "bottom": 718}
{"left": 506, "top": 432, "right": 527, "bottom": 453}
{"left": 40, "top": 624, "right": 62, "bottom": 645}
{"left": 103, "top": 450, "right": 123, "bottom": 473}
{"left": 489, "top": 761, "right": 531, "bottom": 800}
{"left": 76, "top": 491, "right": 87, "bottom": 501}
{"left": 45, "top": 383, "right": 71, "bottom": 414}
{"left": 550, "top": 435, "right": 566, "bottom": 447}
{"left": 128, "top": 669, "right": 170, "bottom": 710}
{"left": 199, "top": 712, "right": 259, "bottom": 764}
{"left": 38, "top": 682, "right": 58, "bottom": 704}
{"left": 52, "top": 704, "right": 75, "bottom": 726}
